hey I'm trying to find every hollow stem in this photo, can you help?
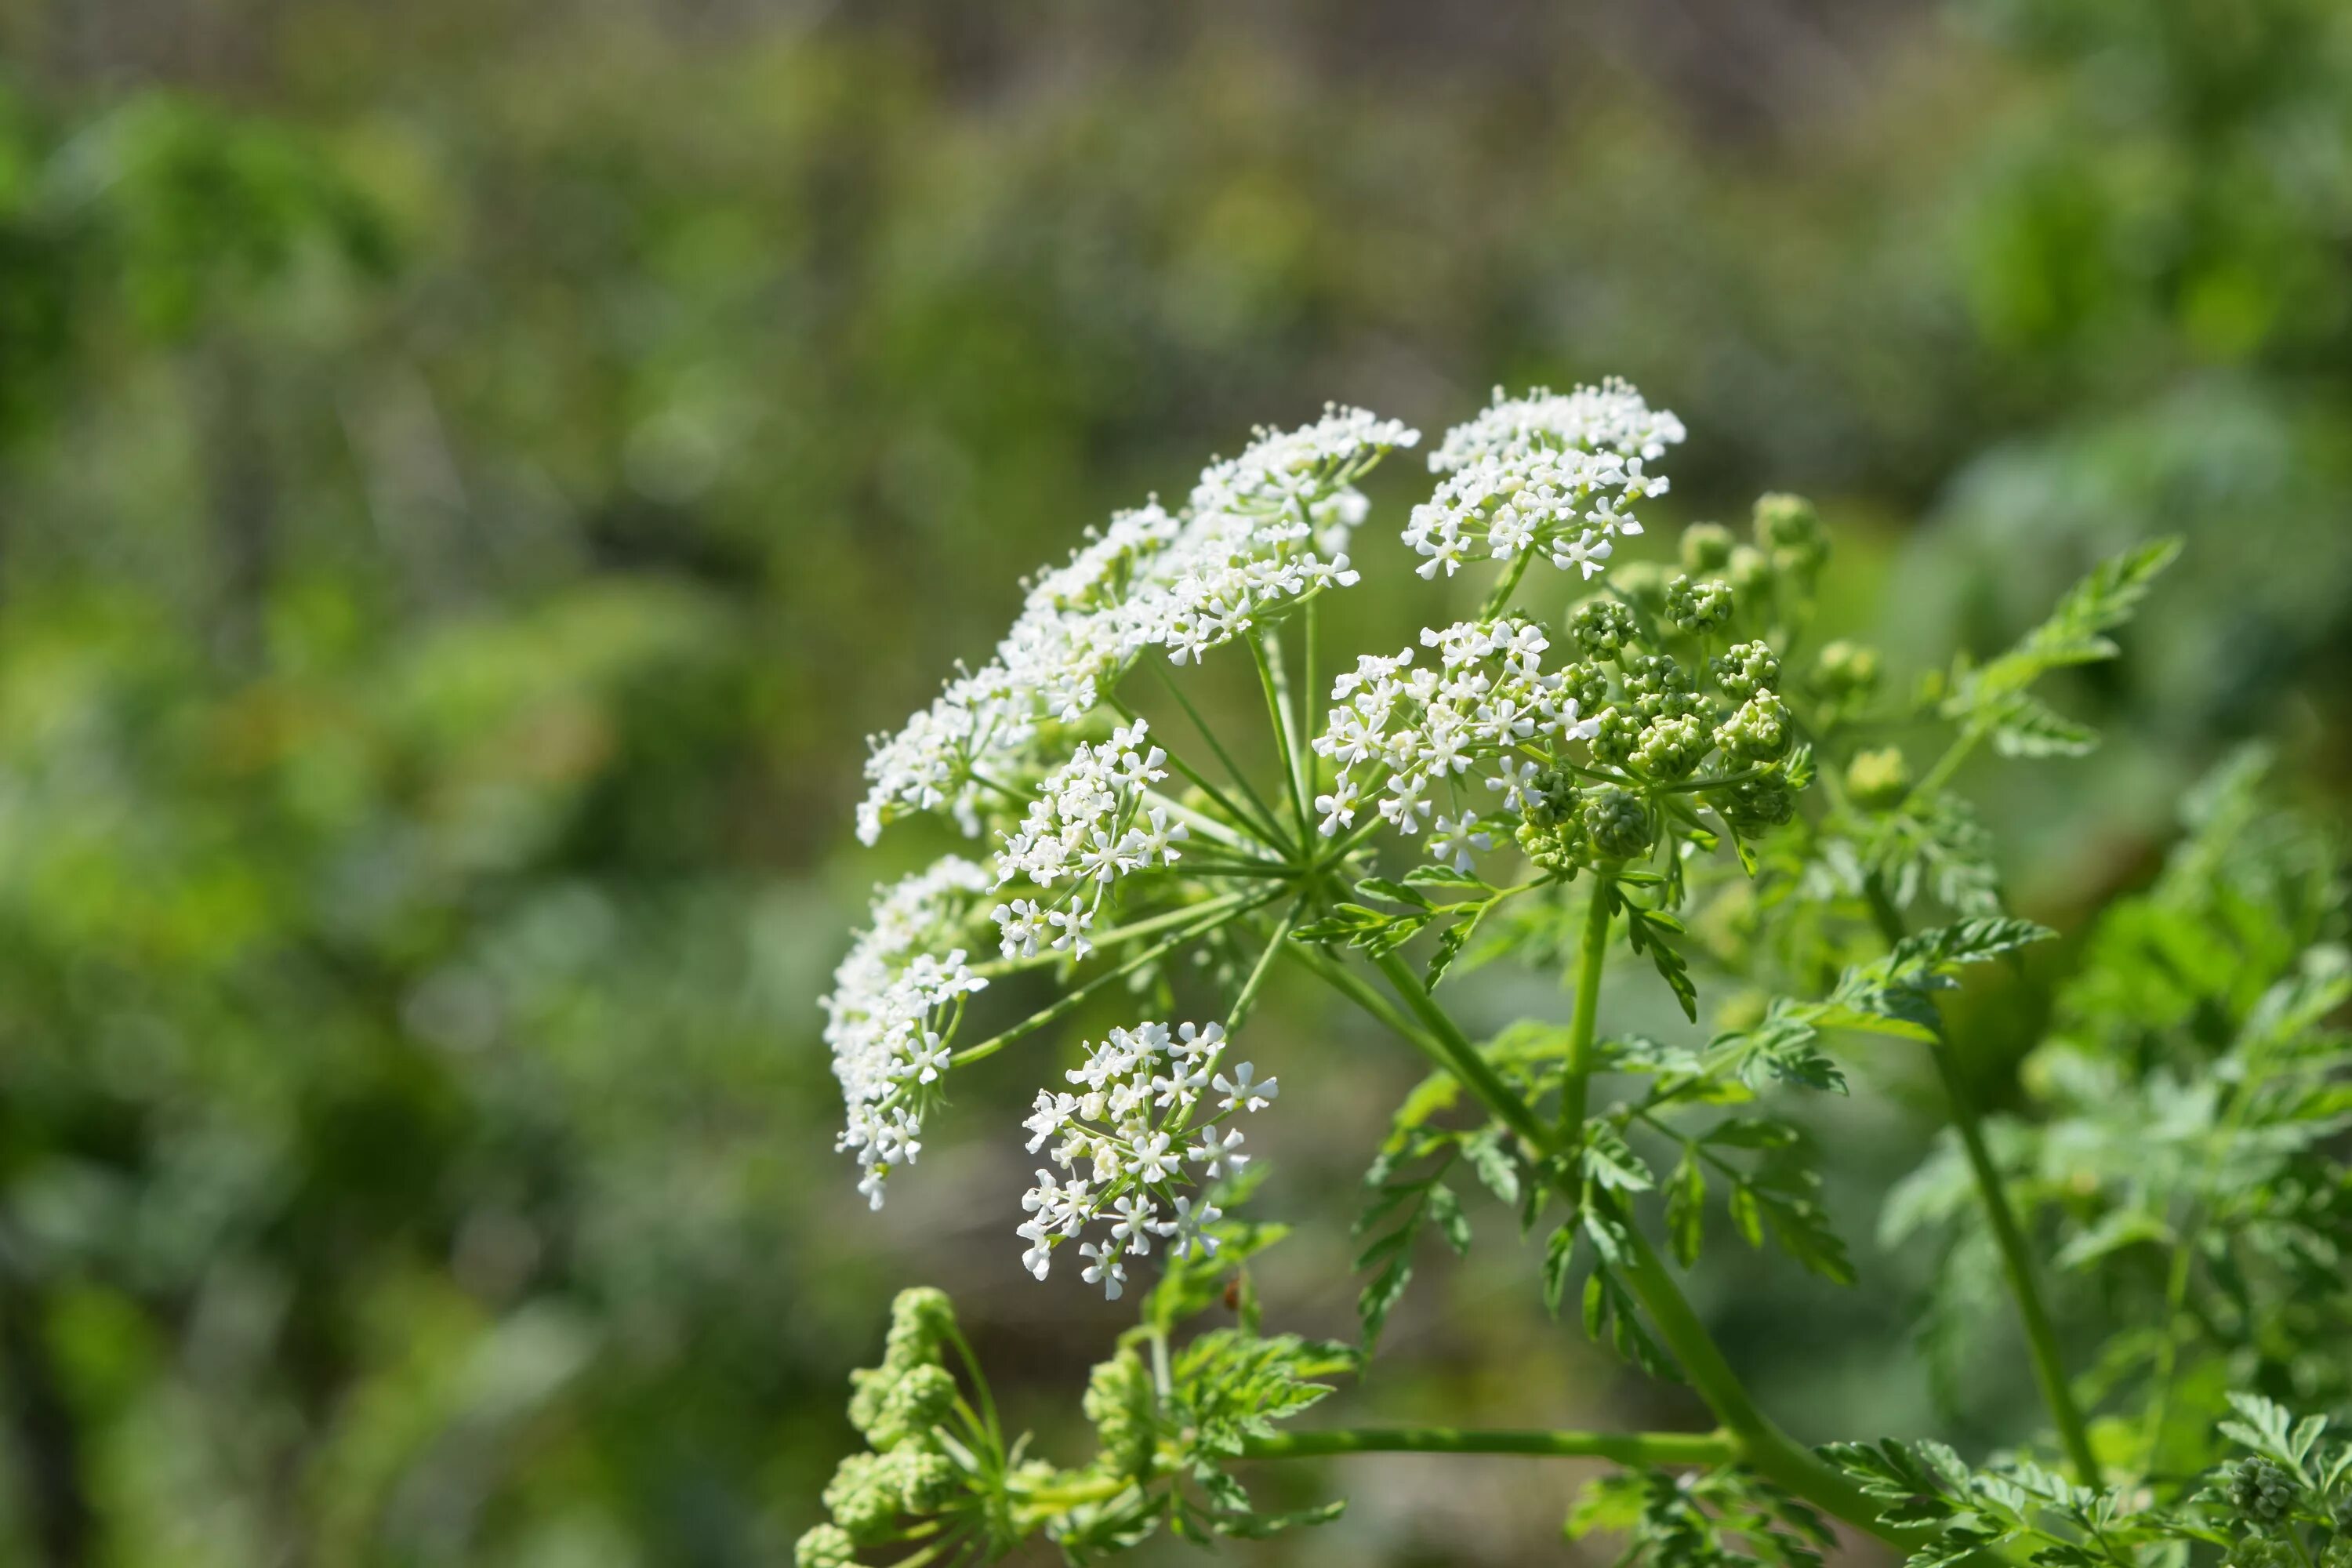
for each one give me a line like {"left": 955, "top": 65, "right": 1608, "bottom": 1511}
{"left": 1863, "top": 878, "right": 2097, "bottom": 1484}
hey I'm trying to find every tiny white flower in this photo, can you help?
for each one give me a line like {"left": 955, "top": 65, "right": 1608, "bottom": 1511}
{"left": 1213, "top": 1062, "right": 1279, "bottom": 1112}
{"left": 1079, "top": 1241, "right": 1127, "bottom": 1299}
{"left": 1190, "top": 1126, "right": 1248, "bottom": 1178}
{"left": 1315, "top": 782, "right": 1359, "bottom": 836}
{"left": 1430, "top": 813, "right": 1494, "bottom": 873}
{"left": 1129, "top": 1127, "right": 1179, "bottom": 1178}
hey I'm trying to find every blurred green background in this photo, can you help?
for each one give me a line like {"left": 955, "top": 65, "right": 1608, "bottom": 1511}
{"left": 0, "top": 2, "right": 2347, "bottom": 1564}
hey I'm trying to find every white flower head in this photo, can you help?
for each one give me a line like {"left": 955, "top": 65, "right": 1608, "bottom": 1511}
{"left": 820, "top": 858, "right": 993, "bottom": 1208}
{"left": 1399, "top": 381, "right": 1682, "bottom": 590}
{"left": 1016, "top": 1018, "right": 1270, "bottom": 1290}
{"left": 857, "top": 409, "right": 1418, "bottom": 845}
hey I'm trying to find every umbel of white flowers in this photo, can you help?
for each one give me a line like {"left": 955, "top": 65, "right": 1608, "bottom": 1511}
{"left": 822, "top": 379, "right": 1684, "bottom": 1293}
{"left": 854, "top": 406, "right": 1417, "bottom": 846}
{"left": 1018, "top": 1019, "right": 1276, "bottom": 1298}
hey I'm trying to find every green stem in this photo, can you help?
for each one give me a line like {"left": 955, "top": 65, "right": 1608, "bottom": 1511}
{"left": 1343, "top": 948, "right": 1927, "bottom": 1552}
{"left": 971, "top": 898, "right": 1262, "bottom": 978}
{"left": 1139, "top": 790, "right": 1265, "bottom": 856}
{"left": 1863, "top": 880, "right": 2097, "bottom": 1484}
{"left": 1559, "top": 881, "right": 1613, "bottom": 1143}
{"left": 1907, "top": 725, "right": 1981, "bottom": 804}
{"left": 1225, "top": 896, "right": 1306, "bottom": 1030}
{"left": 1250, "top": 629, "right": 1314, "bottom": 845}
{"left": 951, "top": 891, "right": 1277, "bottom": 1066}
{"left": 1481, "top": 545, "right": 1540, "bottom": 618}
{"left": 1129, "top": 674, "right": 1294, "bottom": 853}
{"left": 1244, "top": 1425, "right": 1737, "bottom": 1467}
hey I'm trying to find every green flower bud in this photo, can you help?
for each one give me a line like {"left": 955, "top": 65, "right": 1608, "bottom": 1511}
{"left": 1752, "top": 492, "right": 1826, "bottom": 574}
{"left": 1589, "top": 706, "right": 1641, "bottom": 770}
{"left": 1083, "top": 1348, "right": 1156, "bottom": 1480}
{"left": 825, "top": 1454, "right": 902, "bottom": 1544}
{"left": 1622, "top": 653, "right": 1699, "bottom": 721}
{"left": 1515, "top": 815, "right": 1588, "bottom": 876}
{"left": 871, "top": 1363, "right": 958, "bottom": 1449}
{"left": 797, "top": 1523, "right": 860, "bottom": 1568}
{"left": 1844, "top": 746, "right": 1911, "bottom": 809}
{"left": 2228, "top": 1457, "right": 2300, "bottom": 1527}
{"left": 1664, "top": 575, "right": 1736, "bottom": 637}
{"left": 1679, "top": 521, "right": 1736, "bottom": 573}
{"left": 888, "top": 1449, "right": 961, "bottom": 1513}
{"left": 1557, "top": 659, "right": 1611, "bottom": 714}
{"left": 1632, "top": 713, "right": 1708, "bottom": 781}
{"left": 1708, "top": 775, "right": 1797, "bottom": 833}
{"left": 1812, "top": 640, "right": 1881, "bottom": 700}
{"left": 884, "top": 1287, "right": 956, "bottom": 1368}
{"left": 1570, "top": 599, "right": 1639, "bottom": 659}
{"left": 1519, "top": 768, "right": 1581, "bottom": 828}
{"left": 1582, "top": 786, "right": 1654, "bottom": 860}
{"left": 1727, "top": 545, "right": 1773, "bottom": 598}
{"left": 847, "top": 1365, "right": 893, "bottom": 1438}
{"left": 1711, "top": 641, "right": 1780, "bottom": 701}
{"left": 1716, "top": 693, "right": 1791, "bottom": 764}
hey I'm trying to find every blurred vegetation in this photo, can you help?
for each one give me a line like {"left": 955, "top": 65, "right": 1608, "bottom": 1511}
{"left": 0, "top": 2, "right": 2343, "bottom": 1564}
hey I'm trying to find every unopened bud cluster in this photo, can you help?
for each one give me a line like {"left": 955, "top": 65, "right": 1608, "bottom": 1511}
{"left": 800, "top": 1289, "right": 980, "bottom": 1566}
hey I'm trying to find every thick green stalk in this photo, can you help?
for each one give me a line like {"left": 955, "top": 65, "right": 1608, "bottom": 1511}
{"left": 1558, "top": 884, "right": 1613, "bottom": 1142}
{"left": 1863, "top": 881, "right": 2098, "bottom": 1484}
{"left": 1244, "top": 1425, "right": 1736, "bottom": 1467}
{"left": 1354, "top": 948, "right": 1927, "bottom": 1552}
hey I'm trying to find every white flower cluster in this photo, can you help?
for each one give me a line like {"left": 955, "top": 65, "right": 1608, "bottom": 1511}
{"left": 1402, "top": 380, "right": 1685, "bottom": 583}
{"left": 1016, "top": 1020, "right": 1276, "bottom": 1298}
{"left": 990, "top": 719, "right": 1185, "bottom": 963}
{"left": 819, "top": 857, "right": 993, "bottom": 1210}
{"left": 857, "top": 407, "right": 1419, "bottom": 845}
{"left": 1312, "top": 618, "right": 1601, "bottom": 868}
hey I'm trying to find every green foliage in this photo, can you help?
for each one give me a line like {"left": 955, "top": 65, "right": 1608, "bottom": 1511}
{"left": 1568, "top": 1465, "right": 1834, "bottom": 1568}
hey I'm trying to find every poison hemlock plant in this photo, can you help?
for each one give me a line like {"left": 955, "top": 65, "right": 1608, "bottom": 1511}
{"left": 811, "top": 383, "right": 2349, "bottom": 1566}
